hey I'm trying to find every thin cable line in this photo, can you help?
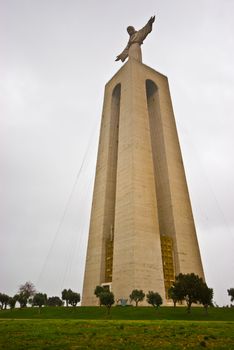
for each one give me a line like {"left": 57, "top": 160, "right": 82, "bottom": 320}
{"left": 60, "top": 174, "right": 94, "bottom": 291}
{"left": 36, "top": 119, "right": 99, "bottom": 286}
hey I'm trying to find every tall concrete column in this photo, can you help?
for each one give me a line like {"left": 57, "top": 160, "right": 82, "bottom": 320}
{"left": 82, "top": 59, "right": 204, "bottom": 306}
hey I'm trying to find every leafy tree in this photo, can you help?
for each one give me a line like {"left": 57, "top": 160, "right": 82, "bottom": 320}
{"left": 99, "top": 291, "right": 115, "bottom": 314}
{"left": 15, "top": 293, "right": 27, "bottom": 308}
{"left": 146, "top": 291, "right": 163, "bottom": 309}
{"left": 168, "top": 286, "right": 179, "bottom": 307}
{"left": 62, "top": 289, "right": 80, "bottom": 307}
{"left": 18, "top": 281, "right": 36, "bottom": 306}
{"left": 8, "top": 295, "right": 18, "bottom": 310}
{"left": 68, "top": 292, "right": 80, "bottom": 307}
{"left": 171, "top": 273, "right": 205, "bottom": 313}
{"left": 32, "top": 293, "right": 47, "bottom": 312}
{"left": 47, "top": 296, "right": 63, "bottom": 307}
{"left": 62, "top": 289, "right": 71, "bottom": 307}
{"left": 199, "top": 285, "right": 213, "bottom": 314}
{"left": 28, "top": 297, "right": 33, "bottom": 307}
{"left": 0, "top": 293, "right": 9, "bottom": 309}
{"left": 227, "top": 288, "right": 234, "bottom": 303}
{"left": 94, "top": 285, "right": 105, "bottom": 297}
{"left": 169, "top": 279, "right": 186, "bottom": 307}
{"left": 19, "top": 281, "right": 36, "bottom": 299}
{"left": 94, "top": 286, "right": 105, "bottom": 306}
{"left": 129, "top": 289, "right": 145, "bottom": 307}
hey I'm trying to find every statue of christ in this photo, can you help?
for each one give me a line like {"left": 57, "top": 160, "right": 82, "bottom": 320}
{"left": 116, "top": 16, "right": 155, "bottom": 63}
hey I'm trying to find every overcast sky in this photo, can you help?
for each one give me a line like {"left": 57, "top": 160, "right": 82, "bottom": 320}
{"left": 1, "top": 0, "right": 234, "bottom": 306}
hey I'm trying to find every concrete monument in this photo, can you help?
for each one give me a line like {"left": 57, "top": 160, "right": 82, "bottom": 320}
{"left": 82, "top": 16, "right": 204, "bottom": 306}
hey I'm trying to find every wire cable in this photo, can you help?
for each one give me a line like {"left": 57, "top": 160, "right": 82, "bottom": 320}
{"left": 36, "top": 118, "right": 99, "bottom": 287}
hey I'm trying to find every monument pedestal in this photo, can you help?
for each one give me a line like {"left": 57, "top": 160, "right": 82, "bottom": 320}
{"left": 82, "top": 59, "right": 204, "bottom": 306}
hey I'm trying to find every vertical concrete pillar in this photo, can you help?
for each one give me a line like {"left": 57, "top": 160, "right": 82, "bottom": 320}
{"left": 82, "top": 59, "right": 204, "bottom": 306}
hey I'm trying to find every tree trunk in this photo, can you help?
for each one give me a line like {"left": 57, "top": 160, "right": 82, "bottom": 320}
{"left": 187, "top": 301, "right": 192, "bottom": 313}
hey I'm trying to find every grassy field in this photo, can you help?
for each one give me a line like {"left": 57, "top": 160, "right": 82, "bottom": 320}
{"left": 0, "top": 307, "right": 234, "bottom": 349}
{"left": 0, "top": 306, "right": 234, "bottom": 321}
{"left": 0, "top": 319, "right": 234, "bottom": 349}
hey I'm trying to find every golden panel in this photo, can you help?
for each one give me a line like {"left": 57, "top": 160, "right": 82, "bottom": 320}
{"left": 105, "top": 239, "right": 113, "bottom": 282}
{"left": 160, "top": 235, "right": 175, "bottom": 298}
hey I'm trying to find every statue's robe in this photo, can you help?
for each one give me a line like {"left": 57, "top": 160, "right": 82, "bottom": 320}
{"left": 117, "top": 21, "right": 153, "bottom": 62}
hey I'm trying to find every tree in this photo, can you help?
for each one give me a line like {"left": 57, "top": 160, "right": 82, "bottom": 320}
{"left": 62, "top": 289, "right": 71, "bottom": 307}
{"left": 227, "top": 288, "right": 234, "bottom": 303}
{"left": 171, "top": 273, "right": 205, "bottom": 313}
{"left": 68, "top": 292, "right": 80, "bottom": 307}
{"left": 94, "top": 286, "right": 105, "bottom": 306}
{"left": 94, "top": 285, "right": 105, "bottom": 298}
{"left": 129, "top": 289, "right": 145, "bottom": 307}
{"left": 18, "top": 281, "right": 36, "bottom": 306}
{"left": 15, "top": 293, "right": 27, "bottom": 308}
{"left": 0, "top": 293, "right": 9, "bottom": 309}
{"left": 47, "top": 296, "right": 63, "bottom": 307}
{"left": 99, "top": 291, "right": 115, "bottom": 314}
{"left": 8, "top": 296, "right": 18, "bottom": 310}
{"left": 62, "top": 289, "right": 80, "bottom": 307}
{"left": 146, "top": 291, "right": 163, "bottom": 309}
{"left": 32, "top": 293, "right": 47, "bottom": 312}
{"left": 19, "top": 281, "right": 36, "bottom": 299}
{"left": 168, "top": 286, "right": 179, "bottom": 307}
{"left": 199, "top": 285, "right": 213, "bottom": 314}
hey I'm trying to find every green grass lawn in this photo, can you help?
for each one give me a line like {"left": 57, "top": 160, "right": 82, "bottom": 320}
{"left": 0, "top": 307, "right": 234, "bottom": 349}
{"left": 0, "top": 306, "right": 234, "bottom": 321}
{"left": 0, "top": 319, "right": 234, "bottom": 349}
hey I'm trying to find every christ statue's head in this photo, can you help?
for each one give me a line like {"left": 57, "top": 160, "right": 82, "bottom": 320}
{"left": 127, "top": 26, "right": 136, "bottom": 36}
